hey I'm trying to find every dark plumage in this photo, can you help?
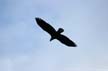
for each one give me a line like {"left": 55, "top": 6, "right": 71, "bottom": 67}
{"left": 35, "top": 17, "right": 77, "bottom": 47}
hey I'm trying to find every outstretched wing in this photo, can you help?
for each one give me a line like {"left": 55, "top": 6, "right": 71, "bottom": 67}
{"left": 56, "top": 34, "right": 77, "bottom": 47}
{"left": 35, "top": 18, "right": 56, "bottom": 36}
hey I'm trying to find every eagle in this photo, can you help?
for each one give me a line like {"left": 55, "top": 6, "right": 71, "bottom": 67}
{"left": 35, "top": 17, "right": 77, "bottom": 47}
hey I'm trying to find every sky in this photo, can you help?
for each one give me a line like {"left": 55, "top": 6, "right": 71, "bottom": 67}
{"left": 0, "top": 0, "right": 108, "bottom": 71}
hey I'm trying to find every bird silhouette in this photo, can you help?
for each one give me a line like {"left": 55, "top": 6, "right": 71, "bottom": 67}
{"left": 35, "top": 17, "right": 77, "bottom": 47}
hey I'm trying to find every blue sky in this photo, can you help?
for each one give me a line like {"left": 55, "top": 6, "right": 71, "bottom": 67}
{"left": 0, "top": 0, "right": 108, "bottom": 71}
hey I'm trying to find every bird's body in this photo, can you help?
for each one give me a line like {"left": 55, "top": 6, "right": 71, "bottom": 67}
{"left": 35, "top": 17, "right": 77, "bottom": 47}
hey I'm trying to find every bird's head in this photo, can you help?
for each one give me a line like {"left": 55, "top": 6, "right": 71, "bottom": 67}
{"left": 57, "top": 28, "right": 64, "bottom": 34}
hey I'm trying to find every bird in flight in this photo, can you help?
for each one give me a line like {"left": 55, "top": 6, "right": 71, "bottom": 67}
{"left": 35, "top": 17, "right": 77, "bottom": 47}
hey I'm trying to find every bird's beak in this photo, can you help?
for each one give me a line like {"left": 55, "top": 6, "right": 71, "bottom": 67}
{"left": 50, "top": 38, "right": 53, "bottom": 41}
